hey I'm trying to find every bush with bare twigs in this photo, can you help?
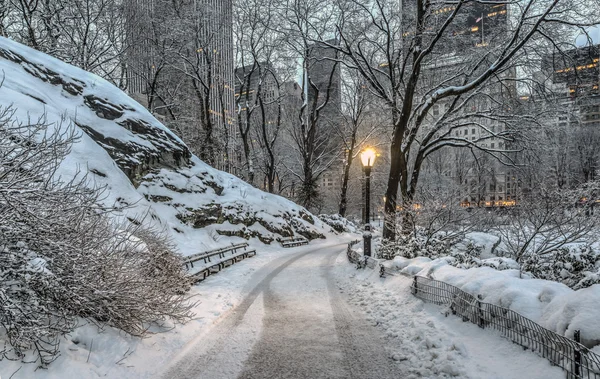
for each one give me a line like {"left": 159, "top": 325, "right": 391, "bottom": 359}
{"left": 0, "top": 106, "right": 194, "bottom": 367}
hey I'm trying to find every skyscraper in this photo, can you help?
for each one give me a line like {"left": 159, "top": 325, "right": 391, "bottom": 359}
{"left": 307, "top": 39, "right": 344, "bottom": 213}
{"left": 307, "top": 39, "right": 342, "bottom": 129}
{"left": 124, "top": 0, "right": 236, "bottom": 173}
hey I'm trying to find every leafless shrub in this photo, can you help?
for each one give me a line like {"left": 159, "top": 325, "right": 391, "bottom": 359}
{"left": 494, "top": 185, "right": 598, "bottom": 264}
{"left": 0, "top": 105, "right": 194, "bottom": 367}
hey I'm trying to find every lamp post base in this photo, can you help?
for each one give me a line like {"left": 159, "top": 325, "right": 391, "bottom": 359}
{"left": 363, "top": 224, "right": 372, "bottom": 257}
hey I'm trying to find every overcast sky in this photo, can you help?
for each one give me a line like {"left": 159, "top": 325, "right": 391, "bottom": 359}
{"left": 576, "top": 25, "right": 600, "bottom": 46}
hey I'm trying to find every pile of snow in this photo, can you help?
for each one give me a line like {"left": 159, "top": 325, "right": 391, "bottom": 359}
{"left": 390, "top": 256, "right": 600, "bottom": 349}
{"left": 0, "top": 37, "right": 331, "bottom": 254}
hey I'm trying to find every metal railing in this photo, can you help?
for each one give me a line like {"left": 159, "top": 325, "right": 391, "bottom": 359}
{"left": 411, "top": 276, "right": 600, "bottom": 379}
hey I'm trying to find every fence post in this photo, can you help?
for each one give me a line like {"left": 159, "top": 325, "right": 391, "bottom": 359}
{"left": 412, "top": 276, "right": 418, "bottom": 295}
{"left": 477, "top": 294, "right": 484, "bottom": 329}
{"left": 574, "top": 329, "right": 581, "bottom": 377}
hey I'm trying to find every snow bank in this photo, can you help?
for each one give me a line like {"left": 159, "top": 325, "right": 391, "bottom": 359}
{"left": 392, "top": 256, "right": 600, "bottom": 348}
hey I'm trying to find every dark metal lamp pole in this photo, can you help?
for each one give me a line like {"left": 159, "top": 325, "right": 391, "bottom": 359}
{"left": 360, "top": 148, "right": 376, "bottom": 257}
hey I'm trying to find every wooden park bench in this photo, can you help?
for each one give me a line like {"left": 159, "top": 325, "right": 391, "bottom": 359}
{"left": 183, "top": 243, "right": 257, "bottom": 283}
{"left": 279, "top": 236, "right": 309, "bottom": 248}
{"left": 182, "top": 242, "right": 249, "bottom": 269}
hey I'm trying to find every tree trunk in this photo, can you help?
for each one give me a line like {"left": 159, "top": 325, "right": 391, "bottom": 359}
{"left": 338, "top": 140, "right": 355, "bottom": 217}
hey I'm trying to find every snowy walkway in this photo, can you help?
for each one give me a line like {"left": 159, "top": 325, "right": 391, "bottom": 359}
{"left": 161, "top": 242, "right": 566, "bottom": 379}
{"left": 161, "top": 243, "right": 404, "bottom": 379}
{"left": 2, "top": 240, "right": 566, "bottom": 378}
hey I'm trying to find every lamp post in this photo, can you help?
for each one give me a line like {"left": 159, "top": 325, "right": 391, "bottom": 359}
{"left": 360, "top": 147, "right": 376, "bottom": 257}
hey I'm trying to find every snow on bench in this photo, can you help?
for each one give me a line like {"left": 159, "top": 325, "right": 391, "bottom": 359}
{"left": 279, "top": 236, "right": 309, "bottom": 248}
{"left": 186, "top": 248, "right": 257, "bottom": 284}
{"left": 182, "top": 242, "right": 249, "bottom": 269}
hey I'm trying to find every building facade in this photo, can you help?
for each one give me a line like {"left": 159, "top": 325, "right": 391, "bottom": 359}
{"left": 124, "top": 0, "right": 237, "bottom": 173}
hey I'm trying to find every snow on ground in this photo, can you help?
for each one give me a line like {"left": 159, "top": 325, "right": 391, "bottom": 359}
{"left": 331, "top": 256, "right": 565, "bottom": 379}
{"left": 0, "top": 238, "right": 353, "bottom": 379}
{"left": 462, "top": 232, "right": 500, "bottom": 258}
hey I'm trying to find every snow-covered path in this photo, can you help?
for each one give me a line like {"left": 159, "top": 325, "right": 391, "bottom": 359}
{"left": 160, "top": 243, "right": 405, "bottom": 379}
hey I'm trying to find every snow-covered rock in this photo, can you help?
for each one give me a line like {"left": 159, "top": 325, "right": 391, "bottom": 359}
{"left": 0, "top": 37, "right": 329, "bottom": 254}
{"left": 318, "top": 214, "right": 358, "bottom": 234}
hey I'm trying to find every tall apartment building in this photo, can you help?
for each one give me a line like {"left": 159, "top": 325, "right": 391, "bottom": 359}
{"left": 306, "top": 40, "right": 344, "bottom": 213}
{"left": 124, "top": 0, "right": 236, "bottom": 173}
{"left": 307, "top": 39, "right": 342, "bottom": 127}
{"left": 538, "top": 44, "right": 600, "bottom": 184}
{"left": 416, "top": 1, "right": 514, "bottom": 207}
{"left": 543, "top": 45, "right": 600, "bottom": 128}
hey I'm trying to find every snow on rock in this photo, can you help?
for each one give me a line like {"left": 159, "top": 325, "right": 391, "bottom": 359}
{"left": 0, "top": 37, "right": 330, "bottom": 253}
{"left": 390, "top": 256, "right": 600, "bottom": 349}
{"left": 463, "top": 232, "right": 500, "bottom": 258}
{"left": 318, "top": 214, "right": 359, "bottom": 234}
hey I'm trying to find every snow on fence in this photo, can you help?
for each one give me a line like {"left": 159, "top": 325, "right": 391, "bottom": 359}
{"left": 411, "top": 276, "right": 600, "bottom": 379}
{"left": 346, "top": 240, "right": 362, "bottom": 263}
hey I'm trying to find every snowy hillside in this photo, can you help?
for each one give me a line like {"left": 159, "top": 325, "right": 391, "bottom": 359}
{"left": 0, "top": 37, "right": 330, "bottom": 253}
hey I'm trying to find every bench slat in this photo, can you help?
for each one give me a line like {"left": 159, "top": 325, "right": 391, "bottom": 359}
{"left": 187, "top": 249, "right": 257, "bottom": 283}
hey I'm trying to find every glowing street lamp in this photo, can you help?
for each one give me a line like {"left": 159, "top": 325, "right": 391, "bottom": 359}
{"left": 360, "top": 147, "right": 377, "bottom": 257}
{"left": 360, "top": 147, "right": 377, "bottom": 170}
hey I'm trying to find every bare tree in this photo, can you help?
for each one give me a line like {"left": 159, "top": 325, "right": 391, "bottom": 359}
{"left": 279, "top": 0, "right": 344, "bottom": 210}
{"left": 328, "top": 0, "right": 600, "bottom": 240}
{"left": 233, "top": 0, "right": 285, "bottom": 185}
{"left": 125, "top": 0, "right": 236, "bottom": 168}
{"left": 4, "top": 0, "right": 128, "bottom": 85}
{"left": 336, "top": 70, "right": 384, "bottom": 216}
{"left": 494, "top": 184, "right": 597, "bottom": 264}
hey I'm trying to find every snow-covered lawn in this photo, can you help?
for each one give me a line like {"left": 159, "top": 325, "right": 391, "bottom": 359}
{"left": 330, "top": 257, "right": 565, "bottom": 378}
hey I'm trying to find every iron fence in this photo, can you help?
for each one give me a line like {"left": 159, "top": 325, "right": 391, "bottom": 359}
{"left": 346, "top": 240, "right": 361, "bottom": 264}
{"left": 411, "top": 276, "right": 600, "bottom": 379}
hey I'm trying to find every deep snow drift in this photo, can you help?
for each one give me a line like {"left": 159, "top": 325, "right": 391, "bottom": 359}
{"left": 0, "top": 37, "right": 331, "bottom": 254}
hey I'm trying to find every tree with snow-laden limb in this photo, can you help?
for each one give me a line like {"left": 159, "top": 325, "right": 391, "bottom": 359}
{"left": 324, "top": 0, "right": 600, "bottom": 240}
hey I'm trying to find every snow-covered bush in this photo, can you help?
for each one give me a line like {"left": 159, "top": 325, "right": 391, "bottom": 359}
{"left": 522, "top": 245, "right": 600, "bottom": 290}
{"left": 493, "top": 187, "right": 598, "bottom": 263}
{"left": 378, "top": 226, "right": 490, "bottom": 269}
{"left": 318, "top": 214, "right": 358, "bottom": 233}
{"left": 0, "top": 107, "right": 193, "bottom": 367}
{"left": 379, "top": 227, "right": 454, "bottom": 259}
